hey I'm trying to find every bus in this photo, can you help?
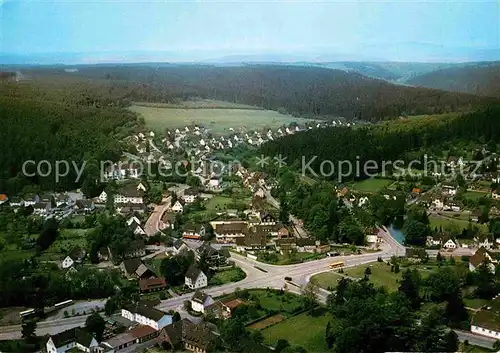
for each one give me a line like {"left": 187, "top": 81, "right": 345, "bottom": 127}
{"left": 329, "top": 261, "right": 344, "bottom": 269}
{"left": 19, "top": 309, "right": 35, "bottom": 319}
{"left": 54, "top": 300, "right": 73, "bottom": 309}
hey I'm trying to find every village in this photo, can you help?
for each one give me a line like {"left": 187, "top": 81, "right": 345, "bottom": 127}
{"left": 1, "top": 121, "right": 500, "bottom": 353}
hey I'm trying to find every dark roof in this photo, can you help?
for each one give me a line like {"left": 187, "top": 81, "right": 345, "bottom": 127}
{"left": 130, "top": 325, "right": 157, "bottom": 339}
{"left": 118, "top": 183, "right": 144, "bottom": 198}
{"left": 75, "top": 199, "right": 93, "bottom": 208}
{"left": 185, "top": 266, "right": 204, "bottom": 282}
{"left": 68, "top": 246, "right": 85, "bottom": 261}
{"left": 236, "top": 226, "right": 266, "bottom": 247}
{"left": 33, "top": 202, "right": 48, "bottom": 209}
{"left": 183, "top": 223, "right": 203, "bottom": 233}
{"left": 184, "top": 188, "right": 199, "bottom": 196}
{"left": 472, "top": 297, "right": 500, "bottom": 332}
{"left": 162, "top": 212, "right": 176, "bottom": 222}
{"left": 24, "top": 194, "right": 39, "bottom": 202}
{"left": 214, "top": 222, "right": 248, "bottom": 235}
{"left": 49, "top": 327, "right": 95, "bottom": 348}
{"left": 470, "top": 247, "right": 494, "bottom": 267}
{"left": 296, "top": 238, "right": 316, "bottom": 247}
{"left": 122, "top": 259, "right": 142, "bottom": 274}
{"left": 173, "top": 239, "right": 185, "bottom": 250}
{"left": 191, "top": 290, "right": 210, "bottom": 304}
{"left": 139, "top": 277, "right": 167, "bottom": 291}
{"left": 123, "top": 303, "right": 169, "bottom": 321}
{"left": 163, "top": 319, "right": 218, "bottom": 351}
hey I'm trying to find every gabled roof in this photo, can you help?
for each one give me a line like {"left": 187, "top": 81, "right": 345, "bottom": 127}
{"left": 185, "top": 266, "right": 204, "bottom": 282}
{"left": 118, "top": 183, "right": 144, "bottom": 198}
{"left": 122, "top": 259, "right": 142, "bottom": 274}
{"left": 173, "top": 239, "right": 186, "bottom": 250}
{"left": 163, "top": 319, "right": 218, "bottom": 351}
{"left": 139, "top": 277, "right": 167, "bottom": 291}
{"left": 191, "top": 290, "right": 211, "bottom": 304}
{"left": 470, "top": 247, "right": 495, "bottom": 268}
{"left": 123, "top": 303, "right": 169, "bottom": 321}
{"left": 49, "top": 327, "right": 95, "bottom": 348}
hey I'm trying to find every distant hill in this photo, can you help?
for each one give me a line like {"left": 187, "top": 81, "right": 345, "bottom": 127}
{"left": 406, "top": 63, "right": 500, "bottom": 98}
{"left": 36, "top": 64, "right": 498, "bottom": 121}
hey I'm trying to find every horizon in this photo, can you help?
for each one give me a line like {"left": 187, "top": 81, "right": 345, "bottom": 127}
{"left": 2, "top": 0, "right": 499, "bottom": 64}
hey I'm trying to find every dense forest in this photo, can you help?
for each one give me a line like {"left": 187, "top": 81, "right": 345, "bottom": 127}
{"left": 260, "top": 106, "right": 500, "bottom": 181}
{"left": 21, "top": 65, "right": 498, "bottom": 120}
{"left": 0, "top": 80, "right": 138, "bottom": 194}
{"left": 408, "top": 63, "right": 500, "bottom": 98}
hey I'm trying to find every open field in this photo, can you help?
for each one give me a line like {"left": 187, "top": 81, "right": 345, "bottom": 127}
{"left": 350, "top": 178, "right": 393, "bottom": 193}
{"left": 261, "top": 312, "right": 332, "bottom": 353}
{"left": 312, "top": 260, "right": 455, "bottom": 292}
{"left": 209, "top": 267, "right": 246, "bottom": 286}
{"left": 133, "top": 99, "right": 262, "bottom": 110}
{"left": 205, "top": 196, "right": 235, "bottom": 211}
{"left": 39, "top": 228, "right": 90, "bottom": 261}
{"left": 429, "top": 215, "right": 487, "bottom": 232}
{"left": 463, "top": 190, "right": 489, "bottom": 200}
{"left": 129, "top": 104, "right": 315, "bottom": 135}
{"left": 247, "top": 314, "right": 286, "bottom": 330}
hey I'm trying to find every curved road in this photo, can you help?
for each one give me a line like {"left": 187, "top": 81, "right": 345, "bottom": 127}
{"left": 0, "top": 228, "right": 403, "bottom": 340}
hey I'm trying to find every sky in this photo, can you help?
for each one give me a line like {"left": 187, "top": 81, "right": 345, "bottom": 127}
{"left": 1, "top": 0, "right": 499, "bottom": 62}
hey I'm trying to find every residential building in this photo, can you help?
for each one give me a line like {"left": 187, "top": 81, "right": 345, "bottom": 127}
{"left": 442, "top": 184, "right": 458, "bottom": 196}
{"left": 190, "top": 291, "right": 215, "bottom": 314}
{"left": 442, "top": 238, "right": 458, "bottom": 250}
{"left": 469, "top": 247, "right": 497, "bottom": 273}
{"left": 206, "top": 301, "right": 232, "bottom": 319}
{"left": 470, "top": 296, "right": 500, "bottom": 340}
{"left": 207, "top": 176, "right": 221, "bottom": 190}
{"left": 185, "top": 266, "right": 207, "bottom": 290}
{"left": 160, "top": 212, "right": 176, "bottom": 230}
{"left": 74, "top": 200, "right": 95, "bottom": 213}
{"left": 432, "top": 198, "right": 444, "bottom": 210}
{"left": 101, "top": 325, "right": 158, "bottom": 352}
{"left": 120, "top": 258, "right": 156, "bottom": 279}
{"left": 296, "top": 239, "right": 319, "bottom": 253}
{"left": 475, "top": 235, "right": 494, "bottom": 250}
{"left": 172, "top": 239, "right": 189, "bottom": 255}
{"left": 171, "top": 200, "right": 184, "bottom": 213}
{"left": 211, "top": 221, "right": 248, "bottom": 243}
{"left": 46, "top": 327, "right": 98, "bottom": 353}
{"left": 235, "top": 226, "right": 266, "bottom": 252}
{"left": 182, "top": 224, "right": 206, "bottom": 240}
{"left": 195, "top": 242, "right": 229, "bottom": 268}
{"left": 126, "top": 216, "right": 141, "bottom": 227}
{"left": 259, "top": 212, "right": 276, "bottom": 226}
{"left": 121, "top": 304, "right": 172, "bottom": 330}
{"left": 9, "top": 197, "right": 24, "bottom": 208}
{"left": 24, "top": 194, "right": 40, "bottom": 207}
{"left": 160, "top": 319, "right": 219, "bottom": 353}
{"left": 103, "top": 162, "right": 141, "bottom": 180}
{"left": 114, "top": 184, "right": 145, "bottom": 204}
{"left": 277, "top": 227, "right": 290, "bottom": 238}
{"left": 183, "top": 188, "right": 199, "bottom": 204}
{"left": 61, "top": 247, "right": 86, "bottom": 269}
{"left": 33, "top": 202, "right": 51, "bottom": 215}
{"left": 55, "top": 194, "right": 73, "bottom": 208}
{"left": 139, "top": 277, "right": 167, "bottom": 293}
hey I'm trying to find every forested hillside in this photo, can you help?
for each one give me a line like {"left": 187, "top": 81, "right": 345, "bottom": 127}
{"left": 0, "top": 80, "right": 138, "bottom": 194}
{"left": 260, "top": 106, "right": 500, "bottom": 181}
{"left": 407, "top": 63, "right": 500, "bottom": 98}
{"left": 23, "top": 65, "right": 498, "bottom": 121}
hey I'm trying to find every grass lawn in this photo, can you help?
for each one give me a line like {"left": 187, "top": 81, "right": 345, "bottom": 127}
{"left": 258, "top": 251, "right": 326, "bottom": 265}
{"left": 249, "top": 289, "right": 303, "bottom": 314}
{"left": 129, "top": 103, "right": 315, "bottom": 135}
{"left": 39, "top": 228, "right": 91, "bottom": 261}
{"left": 350, "top": 178, "right": 393, "bottom": 193}
{"left": 209, "top": 267, "right": 246, "bottom": 286}
{"left": 311, "top": 271, "right": 345, "bottom": 290}
{"left": 463, "top": 190, "right": 489, "bottom": 199}
{"left": 429, "top": 215, "right": 487, "bottom": 232}
{"left": 344, "top": 262, "right": 402, "bottom": 292}
{"left": 261, "top": 312, "right": 332, "bottom": 353}
{"left": 463, "top": 298, "right": 489, "bottom": 310}
{"left": 205, "top": 196, "right": 235, "bottom": 212}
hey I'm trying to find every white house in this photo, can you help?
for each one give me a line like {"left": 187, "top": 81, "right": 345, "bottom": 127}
{"left": 442, "top": 238, "right": 458, "bottom": 249}
{"left": 121, "top": 304, "right": 172, "bottom": 330}
{"left": 358, "top": 197, "right": 369, "bottom": 208}
{"left": 185, "top": 266, "right": 207, "bottom": 290}
{"left": 432, "top": 198, "right": 444, "bottom": 210}
{"left": 183, "top": 188, "right": 199, "bottom": 204}
{"left": 98, "top": 191, "right": 108, "bottom": 203}
{"left": 207, "top": 177, "right": 221, "bottom": 190}
{"left": 127, "top": 216, "right": 141, "bottom": 227}
{"left": 114, "top": 184, "right": 145, "bottom": 204}
{"left": 46, "top": 328, "right": 98, "bottom": 353}
{"left": 171, "top": 200, "right": 184, "bottom": 213}
{"left": 442, "top": 185, "right": 457, "bottom": 196}
{"left": 24, "top": 194, "right": 40, "bottom": 207}
{"left": 61, "top": 256, "right": 75, "bottom": 269}
{"left": 469, "top": 247, "right": 498, "bottom": 272}
{"left": 470, "top": 296, "right": 500, "bottom": 340}
{"left": 190, "top": 291, "right": 215, "bottom": 314}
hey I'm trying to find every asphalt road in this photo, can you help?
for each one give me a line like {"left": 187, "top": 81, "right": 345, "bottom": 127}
{"left": 455, "top": 329, "right": 497, "bottom": 349}
{"left": 144, "top": 184, "right": 189, "bottom": 237}
{"left": 0, "top": 315, "right": 90, "bottom": 340}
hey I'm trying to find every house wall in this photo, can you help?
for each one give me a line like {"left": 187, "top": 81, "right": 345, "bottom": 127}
{"left": 194, "top": 274, "right": 208, "bottom": 289}
{"left": 61, "top": 257, "right": 74, "bottom": 269}
{"left": 114, "top": 195, "right": 143, "bottom": 204}
{"left": 191, "top": 300, "right": 205, "bottom": 313}
{"left": 471, "top": 325, "right": 500, "bottom": 339}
